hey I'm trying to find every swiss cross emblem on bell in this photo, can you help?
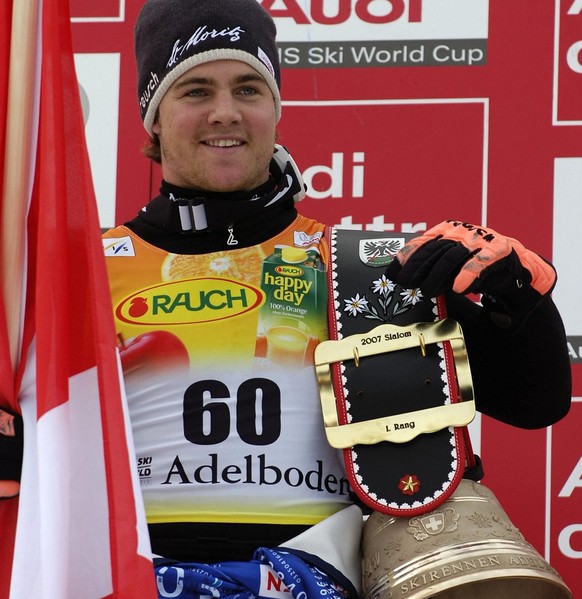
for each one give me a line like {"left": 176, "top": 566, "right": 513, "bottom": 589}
{"left": 420, "top": 513, "right": 445, "bottom": 535}
{"left": 408, "top": 507, "right": 461, "bottom": 541}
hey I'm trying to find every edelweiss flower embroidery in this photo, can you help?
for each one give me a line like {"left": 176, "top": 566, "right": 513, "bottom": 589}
{"left": 344, "top": 293, "right": 369, "bottom": 316}
{"left": 371, "top": 274, "right": 395, "bottom": 297}
{"left": 343, "top": 276, "right": 423, "bottom": 322}
{"left": 401, "top": 287, "right": 423, "bottom": 305}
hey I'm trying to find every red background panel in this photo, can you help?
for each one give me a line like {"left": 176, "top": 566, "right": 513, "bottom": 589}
{"left": 70, "top": 0, "right": 123, "bottom": 20}
{"left": 71, "top": 0, "right": 582, "bottom": 595}
{"left": 281, "top": 101, "right": 485, "bottom": 228}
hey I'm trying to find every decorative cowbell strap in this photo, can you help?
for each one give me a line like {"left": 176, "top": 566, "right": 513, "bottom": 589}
{"left": 315, "top": 228, "right": 477, "bottom": 517}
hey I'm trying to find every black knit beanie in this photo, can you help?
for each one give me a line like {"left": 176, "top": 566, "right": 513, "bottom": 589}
{"left": 135, "top": 0, "right": 281, "bottom": 135}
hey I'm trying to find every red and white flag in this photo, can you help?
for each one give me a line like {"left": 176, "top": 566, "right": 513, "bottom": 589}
{"left": 0, "top": 0, "right": 157, "bottom": 596}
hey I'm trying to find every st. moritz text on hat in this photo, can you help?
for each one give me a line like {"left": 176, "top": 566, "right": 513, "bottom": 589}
{"left": 167, "top": 26, "right": 246, "bottom": 68}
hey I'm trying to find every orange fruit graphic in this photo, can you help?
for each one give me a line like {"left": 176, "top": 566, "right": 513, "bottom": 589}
{"left": 161, "top": 246, "right": 265, "bottom": 286}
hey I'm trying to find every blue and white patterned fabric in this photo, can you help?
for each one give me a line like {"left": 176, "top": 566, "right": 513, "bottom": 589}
{"left": 155, "top": 546, "right": 358, "bottom": 599}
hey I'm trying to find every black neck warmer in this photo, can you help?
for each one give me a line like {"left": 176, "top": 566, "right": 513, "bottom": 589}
{"left": 125, "top": 159, "right": 302, "bottom": 254}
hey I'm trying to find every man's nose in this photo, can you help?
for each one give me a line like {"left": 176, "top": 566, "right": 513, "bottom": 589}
{"left": 208, "top": 92, "right": 241, "bottom": 124}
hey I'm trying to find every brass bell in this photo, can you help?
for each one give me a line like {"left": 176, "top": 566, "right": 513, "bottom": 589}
{"left": 361, "top": 479, "right": 573, "bottom": 598}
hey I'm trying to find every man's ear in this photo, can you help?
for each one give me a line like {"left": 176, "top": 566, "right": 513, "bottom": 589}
{"left": 151, "top": 109, "right": 161, "bottom": 135}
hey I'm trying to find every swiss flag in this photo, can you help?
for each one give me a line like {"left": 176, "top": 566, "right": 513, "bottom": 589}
{"left": 0, "top": 0, "right": 157, "bottom": 596}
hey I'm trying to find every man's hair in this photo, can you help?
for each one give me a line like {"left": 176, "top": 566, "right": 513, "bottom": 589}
{"left": 142, "top": 135, "right": 161, "bottom": 163}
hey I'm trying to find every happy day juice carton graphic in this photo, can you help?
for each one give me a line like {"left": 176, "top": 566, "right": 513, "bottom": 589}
{"left": 256, "top": 244, "right": 328, "bottom": 368}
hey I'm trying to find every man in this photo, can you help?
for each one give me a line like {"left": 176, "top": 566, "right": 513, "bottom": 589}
{"left": 2, "top": 0, "right": 572, "bottom": 596}
{"left": 104, "top": 1, "right": 362, "bottom": 595}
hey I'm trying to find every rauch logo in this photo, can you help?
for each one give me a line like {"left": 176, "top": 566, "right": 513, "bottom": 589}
{"left": 116, "top": 277, "right": 264, "bottom": 325}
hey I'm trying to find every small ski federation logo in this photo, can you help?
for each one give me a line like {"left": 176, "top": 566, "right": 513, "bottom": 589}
{"left": 359, "top": 237, "right": 405, "bottom": 267}
{"left": 103, "top": 236, "right": 135, "bottom": 257}
{"left": 294, "top": 230, "right": 323, "bottom": 247}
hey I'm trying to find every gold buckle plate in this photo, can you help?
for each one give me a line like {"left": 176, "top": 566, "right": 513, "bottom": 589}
{"left": 314, "top": 318, "right": 476, "bottom": 449}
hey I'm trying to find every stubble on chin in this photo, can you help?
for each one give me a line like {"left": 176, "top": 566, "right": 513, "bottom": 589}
{"left": 160, "top": 142, "right": 273, "bottom": 191}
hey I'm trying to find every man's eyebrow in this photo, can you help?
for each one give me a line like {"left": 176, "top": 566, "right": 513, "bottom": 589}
{"left": 174, "top": 72, "right": 266, "bottom": 89}
{"left": 235, "top": 73, "right": 266, "bottom": 84}
{"left": 174, "top": 76, "right": 212, "bottom": 88}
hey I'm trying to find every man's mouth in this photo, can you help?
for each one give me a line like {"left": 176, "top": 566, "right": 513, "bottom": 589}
{"left": 204, "top": 139, "right": 243, "bottom": 148}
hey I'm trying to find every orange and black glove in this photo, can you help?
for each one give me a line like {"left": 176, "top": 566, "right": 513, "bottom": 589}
{"left": 384, "top": 220, "right": 556, "bottom": 329}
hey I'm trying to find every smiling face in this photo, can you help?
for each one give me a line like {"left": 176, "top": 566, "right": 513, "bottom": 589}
{"left": 152, "top": 59, "right": 277, "bottom": 192}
